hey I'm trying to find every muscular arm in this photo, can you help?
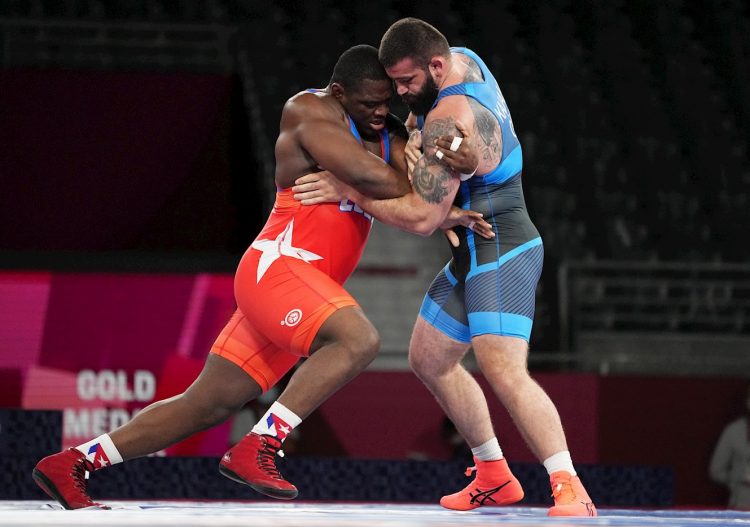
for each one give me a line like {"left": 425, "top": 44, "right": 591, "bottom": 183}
{"left": 284, "top": 96, "right": 409, "bottom": 199}
{"left": 352, "top": 107, "right": 469, "bottom": 236}
{"left": 291, "top": 103, "right": 494, "bottom": 241}
{"left": 467, "top": 98, "right": 502, "bottom": 172}
{"left": 297, "top": 120, "right": 409, "bottom": 199}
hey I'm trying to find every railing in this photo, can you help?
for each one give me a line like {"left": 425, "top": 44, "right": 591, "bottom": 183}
{"left": 0, "top": 17, "right": 235, "bottom": 71}
{"left": 559, "top": 260, "right": 750, "bottom": 376}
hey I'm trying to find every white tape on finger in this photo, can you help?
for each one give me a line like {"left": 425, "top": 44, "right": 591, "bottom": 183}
{"left": 436, "top": 150, "right": 444, "bottom": 160}
{"left": 450, "top": 137, "right": 463, "bottom": 152}
{"left": 467, "top": 221, "right": 476, "bottom": 230}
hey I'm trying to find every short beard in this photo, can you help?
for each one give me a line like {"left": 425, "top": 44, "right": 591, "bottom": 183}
{"left": 405, "top": 73, "right": 439, "bottom": 116}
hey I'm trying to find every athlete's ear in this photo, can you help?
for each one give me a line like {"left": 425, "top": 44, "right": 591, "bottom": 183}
{"left": 428, "top": 56, "right": 447, "bottom": 78}
{"left": 330, "top": 83, "right": 345, "bottom": 100}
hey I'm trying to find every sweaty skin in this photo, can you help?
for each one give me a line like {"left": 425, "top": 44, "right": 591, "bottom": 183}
{"left": 349, "top": 53, "right": 500, "bottom": 235}
{"left": 291, "top": 116, "right": 495, "bottom": 242}
{"left": 274, "top": 80, "right": 410, "bottom": 197}
{"left": 102, "top": 78, "right": 414, "bottom": 461}
{"left": 293, "top": 55, "right": 498, "bottom": 237}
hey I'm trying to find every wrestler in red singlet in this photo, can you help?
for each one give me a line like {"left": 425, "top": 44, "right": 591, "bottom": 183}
{"left": 29, "top": 44, "right": 486, "bottom": 512}
{"left": 211, "top": 117, "right": 391, "bottom": 391}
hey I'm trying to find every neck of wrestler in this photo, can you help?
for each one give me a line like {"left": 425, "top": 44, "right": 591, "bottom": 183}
{"left": 435, "top": 53, "right": 462, "bottom": 92}
{"left": 357, "top": 122, "right": 382, "bottom": 142}
{"left": 356, "top": 123, "right": 381, "bottom": 143}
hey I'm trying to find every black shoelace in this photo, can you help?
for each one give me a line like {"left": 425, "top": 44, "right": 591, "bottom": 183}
{"left": 257, "top": 439, "right": 283, "bottom": 480}
{"left": 71, "top": 457, "right": 96, "bottom": 504}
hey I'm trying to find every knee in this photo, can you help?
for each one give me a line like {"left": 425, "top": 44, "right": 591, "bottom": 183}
{"left": 198, "top": 401, "right": 237, "bottom": 428}
{"left": 316, "top": 309, "right": 380, "bottom": 366}
{"left": 350, "top": 323, "right": 380, "bottom": 366}
{"left": 485, "top": 362, "right": 531, "bottom": 395}
{"left": 409, "top": 347, "right": 441, "bottom": 381}
{"left": 181, "top": 392, "right": 245, "bottom": 429}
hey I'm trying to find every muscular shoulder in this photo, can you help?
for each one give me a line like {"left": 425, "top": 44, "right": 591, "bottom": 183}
{"left": 281, "top": 90, "right": 344, "bottom": 128}
{"left": 455, "top": 52, "right": 484, "bottom": 83}
{"left": 430, "top": 95, "right": 502, "bottom": 172}
{"left": 423, "top": 101, "right": 467, "bottom": 142}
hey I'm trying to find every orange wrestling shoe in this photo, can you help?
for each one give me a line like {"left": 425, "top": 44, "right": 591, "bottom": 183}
{"left": 440, "top": 457, "right": 524, "bottom": 511}
{"left": 547, "top": 471, "right": 597, "bottom": 517}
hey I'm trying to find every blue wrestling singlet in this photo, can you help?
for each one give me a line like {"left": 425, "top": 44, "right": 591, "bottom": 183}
{"left": 418, "top": 47, "right": 543, "bottom": 342}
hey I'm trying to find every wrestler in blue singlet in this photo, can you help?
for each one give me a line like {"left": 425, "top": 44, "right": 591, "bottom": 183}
{"left": 418, "top": 47, "right": 544, "bottom": 342}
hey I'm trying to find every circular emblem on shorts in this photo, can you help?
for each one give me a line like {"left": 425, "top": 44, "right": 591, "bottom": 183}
{"left": 281, "top": 308, "right": 302, "bottom": 327}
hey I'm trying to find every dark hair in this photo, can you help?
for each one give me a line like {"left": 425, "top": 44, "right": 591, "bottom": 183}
{"left": 379, "top": 17, "right": 450, "bottom": 69}
{"left": 329, "top": 44, "right": 389, "bottom": 91}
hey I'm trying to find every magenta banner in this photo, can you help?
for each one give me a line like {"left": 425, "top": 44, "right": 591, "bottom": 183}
{"left": 0, "top": 271, "right": 236, "bottom": 455}
{"left": 0, "top": 269, "right": 601, "bottom": 462}
{"left": 1, "top": 270, "right": 742, "bottom": 505}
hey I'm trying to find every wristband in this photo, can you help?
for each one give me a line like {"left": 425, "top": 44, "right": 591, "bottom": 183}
{"left": 459, "top": 163, "right": 479, "bottom": 181}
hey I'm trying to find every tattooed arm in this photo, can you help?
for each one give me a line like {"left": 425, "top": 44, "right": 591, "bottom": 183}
{"left": 465, "top": 98, "right": 502, "bottom": 175}
{"left": 433, "top": 54, "right": 502, "bottom": 176}
{"left": 348, "top": 107, "right": 467, "bottom": 236}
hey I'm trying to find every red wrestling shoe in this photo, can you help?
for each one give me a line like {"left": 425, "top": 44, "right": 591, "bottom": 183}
{"left": 440, "top": 457, "right": 524, "bottom": 511}
{"left": 32, "top": 448, "right": 110, "bottom": 509}
{"left": 547, "top": 471, "right": 597, "bottom": 517}
{"left": 219, "top": 433, "right": 298, "bottom": 499}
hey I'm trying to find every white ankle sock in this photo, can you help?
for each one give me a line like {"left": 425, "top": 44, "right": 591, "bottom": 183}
{"left": 251, "top": 401, "right": 302, "bottom": 441}
{"left": 75, "top": 434, "right": 123, "bottom": 469}
{"left": 471, "top": 437, "right": 504, "bottom": 461}
{"left": 543, "top": 451, "right": 576, "bottom": 476}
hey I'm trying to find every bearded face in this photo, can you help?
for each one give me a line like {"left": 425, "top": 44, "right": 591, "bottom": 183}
{"left": 401, "top": 69, "right": 440, "bottom": 115}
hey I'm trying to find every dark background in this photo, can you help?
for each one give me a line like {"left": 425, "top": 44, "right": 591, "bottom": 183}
{"left": 2, "top": 1, "right": 747, "bottom": 262}
{"left": 1, "top": 0, "right": 749, "bottom": 508}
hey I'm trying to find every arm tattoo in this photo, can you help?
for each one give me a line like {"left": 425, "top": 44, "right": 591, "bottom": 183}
{"left": 412, "top": 116, "right": 457, "bottom": 203}
{"left": 468, "top": 98, "right": 502, "bottom": 165}
{"left": 460, "top": 55, "right": 484, "bottom": 83}
{"left": 423, "top": 116, "right": 458, "bottom": 150}
{"left": 411, "top": 162, "right": 452, "bottom": 203}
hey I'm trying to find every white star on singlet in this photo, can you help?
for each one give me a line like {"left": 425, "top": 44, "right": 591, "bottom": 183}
{"left": 251, "top": 219, "right": 323, "bottom": 283}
